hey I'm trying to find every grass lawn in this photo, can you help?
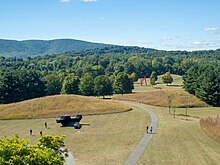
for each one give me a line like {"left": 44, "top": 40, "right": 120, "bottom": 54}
{"left": 1, "top": 74, "right": 220, "bottom": 164}
{"left": 114, "top": 75, "right": 220, "bottom": 164}
{"left": 138, "top": 105, "right": 220, "bottom": 165}
{"left": 0, "top": 105, "right": 150, "bottom": 165}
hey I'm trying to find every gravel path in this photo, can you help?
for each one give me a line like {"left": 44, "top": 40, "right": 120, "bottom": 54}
{"left": 65, "top": 151, "right": 74, "bottom": 165}
{"left": 63, "top": 150, "right": 74, "bottom": 165}
{"left": 123, "top": 101, "right": 158, "bottom": 165}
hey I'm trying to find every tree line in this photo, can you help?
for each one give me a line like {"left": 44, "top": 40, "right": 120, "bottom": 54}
{"left": 183, "top": 64, "right": 220, "bottom": 106}
{"left": 0, "top": 69, "right": 134, "bottom": 104}
{"left": 1, "top": 46, "right": 220, "bottom": 104}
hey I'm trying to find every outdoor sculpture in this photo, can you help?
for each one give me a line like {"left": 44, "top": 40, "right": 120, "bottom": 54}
{"left": 56, "top": 114, "right": 82, "bottom": 129}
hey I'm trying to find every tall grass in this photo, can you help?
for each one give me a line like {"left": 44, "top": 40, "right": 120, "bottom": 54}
{"left": 114, "top": 89, "right": 207, "bottom": 108}
{"left": 0, "top": 95, "right": 130, "bottom": 119}
{"left": 200, "top": 116, "right": 220, "bottom": 143}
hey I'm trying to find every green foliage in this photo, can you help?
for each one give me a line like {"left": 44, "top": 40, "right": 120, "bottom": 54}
{"left": 61, "top": 74, "right": 80, "bottom": 94}
{"left": 38, "top": 135, "right": 66, "bottom": 153}
{"left": 128, "top": 73, "right": 139, "bottom": 82}
{"left": 113, "top": 72, "right": 134, "bottom": 95}
{"left": 94, "top": 75, "right": 113, "bottom": 98}
{"left": 0, "top": 39, "right": 110, "bottom": 58}
{"left": 43, "top": 73, "right": 65, "bottom": 95}
{"left": 183, "top": 64, "right": 220, "bottom": 105}
{"left": 79, "top": 73, "right": 94, "bottom": 96}
{"left": 1, "top": 44, "right": 220, "bottom": 104}
{"left": 183, "top": 65, "right": 201, "bottom": 95}
{"left": 0, "top": 135, "right": 66, "bottom": 165}
{"left": 162, "top": 72, "right": 173, "bottom": 85}
{"left": 0, "top": 69, "right": 46, "bottom": 103}
{"left": 150, "top": 71, "right": 158, "bottom": 85}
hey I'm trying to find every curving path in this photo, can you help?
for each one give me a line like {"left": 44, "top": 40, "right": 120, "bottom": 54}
{"left": 123, "top": 101, "right": 158, "bottom": 165}
{"left": 60, "top": 148, "right": 74, "bottom": 165}
{"left": 63, "top": 150, "right": 74, "bottom": 165}
{"left": 63, "top": 101, "right": 157, "bottom": 165}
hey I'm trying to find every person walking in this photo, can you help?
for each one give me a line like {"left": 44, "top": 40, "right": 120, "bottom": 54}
{"left": 30, "top": 129, "right": 32, "bottom": 135}
{"left": 150, "top": 126, "right": 153, "bottom": 134}
{"left": 45, "top": 122, "right": 47, "bottom": 128}
{"left": 146, "top": 126, "right": 149, "bottom": 133}
{"left": 40, "top": 130, "right": 42, "bottom": 136}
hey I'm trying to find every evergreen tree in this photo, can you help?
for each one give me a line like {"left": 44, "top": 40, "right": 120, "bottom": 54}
{"left": 195, "top": 65, "right": 220, "bottom": 105}
{"left": 183, "top": 65, "right": 201, "bottom": 95}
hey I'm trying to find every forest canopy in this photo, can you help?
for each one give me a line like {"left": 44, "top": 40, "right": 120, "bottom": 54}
{"left": 0, "top": 46, "right": 220, "bottom": 105}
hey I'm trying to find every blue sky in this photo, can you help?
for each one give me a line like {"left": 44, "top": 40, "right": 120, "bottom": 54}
{"left": 0, "top": 0, "right": 220, "bottom": 51}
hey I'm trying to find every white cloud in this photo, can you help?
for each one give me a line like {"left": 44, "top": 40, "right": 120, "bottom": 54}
{"left": 81, "top": 0, "right": 97, "bottom": 2}
{"left": 203, "top": 27, "right": 220, "bottom": 34}
{"left": 60, "top": 0, "right": 71, "bottom": 3}
{"left": 160, "top": 37, "right": 173, "bottom": 41}
{"left": 192, "top": 41, "right": 211, "bottom": 46}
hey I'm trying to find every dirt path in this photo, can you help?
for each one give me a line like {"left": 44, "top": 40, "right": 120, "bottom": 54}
{"left": 123, "top": 101, "right": 158, "bottom": 165}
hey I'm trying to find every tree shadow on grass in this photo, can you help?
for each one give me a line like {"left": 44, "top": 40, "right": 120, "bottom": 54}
{"left": 176, "top": 114, "right": 199, "bottom": 119}
{"left": 180, "top": 118, "right": 193, "bottom": 121}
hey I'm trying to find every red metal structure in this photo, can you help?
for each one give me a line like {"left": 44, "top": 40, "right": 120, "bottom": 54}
{"left": 140, "top": 76, "right": 147, "bottom": 86}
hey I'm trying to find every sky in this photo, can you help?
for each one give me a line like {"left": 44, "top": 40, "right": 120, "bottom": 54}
{"left": 0, "top": 0, "right": 220, "bottom": 51}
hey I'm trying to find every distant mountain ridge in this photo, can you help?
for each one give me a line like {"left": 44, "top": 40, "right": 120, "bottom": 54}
{"left": 0, "top": 39, "right": 111, "bottom": 58}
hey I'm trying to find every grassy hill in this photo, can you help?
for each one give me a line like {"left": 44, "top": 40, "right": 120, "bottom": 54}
{"left": 0, "top": 39, "right": 111, "bottom": 58}
{"left": 114, "top": 74, "right": 207, "bottom": 107}
{"left": 0, "top": 95, "right": 131, "bottom": 119}
{"left": 1, "top": 74, "right": 220, "bottom": 164}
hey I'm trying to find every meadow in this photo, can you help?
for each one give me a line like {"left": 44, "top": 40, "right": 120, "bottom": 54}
{"left": 0, "top": 95, "right": 130, "bottom": 119}
{"left": 200, "top": 116, "right": 220, "bottom": 143}
{"left": 115, "top": 75, "right": 220, "bottom": 164}
{"left": 114, "top": 75, "right": 207, "bottom": 108}
{"left": 0, "top": 94, "right": 149, "bottom": 164}
{"left": 1, "top": 74, "right": 220, "bottom": 164}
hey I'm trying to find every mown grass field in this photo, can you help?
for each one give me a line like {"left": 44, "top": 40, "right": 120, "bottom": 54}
{"left": 0, "top": 94, "right": 151, "bottom": 164}
{"left": 114, "top": 74, "right": 220, "bottom": 164}
{"left": 138, "top": 105, "right": 220, "bottom": 165}
{"left": 0, "top": 105, "right": 150, "bottom": 165}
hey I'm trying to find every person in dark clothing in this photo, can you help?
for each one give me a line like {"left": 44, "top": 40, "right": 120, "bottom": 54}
{"left": 40, "top": 130, "right": 42, "bottom": 136}
{"left": 150, "top": 126, "right": 153, "bottom": 133}
{"left": 146, "top": 126, "right": 149, "bottom": 133}
{"left": 45, "top": 122, "right": 47, "bottom": 128}
{"left": 30, "top": 129, "right": 32, "bottom": 135}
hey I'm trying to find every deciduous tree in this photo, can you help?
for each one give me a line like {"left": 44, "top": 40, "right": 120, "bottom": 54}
{"left": 94, "top": 75, "right": 113, "bottom": 98}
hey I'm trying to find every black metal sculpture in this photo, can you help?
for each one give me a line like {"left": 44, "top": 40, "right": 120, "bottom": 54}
{"left": 56, "top": 114, "right": 83, "bottom": 129}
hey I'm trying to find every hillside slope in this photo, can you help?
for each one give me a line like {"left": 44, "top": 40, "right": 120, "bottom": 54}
{"left": 0, "top": 95, "right": 131, "bottom": 119}
{"left": 0, "top": 39, "right": 111, "bottom": 58}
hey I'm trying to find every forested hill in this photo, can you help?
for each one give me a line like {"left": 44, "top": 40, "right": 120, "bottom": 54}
{"left": 1, "top": 45, "right": 220, "bottom": 105}
{"left": 0, "top": 39, "right": 111, "bottom": 58}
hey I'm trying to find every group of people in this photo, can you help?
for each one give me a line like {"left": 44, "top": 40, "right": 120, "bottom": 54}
{"left": 146, "top": 126, "right": 153, "bottom": 134}
{"left": 29, "top": 122, "right": 47, "bottom": 136}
